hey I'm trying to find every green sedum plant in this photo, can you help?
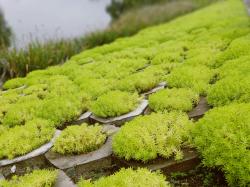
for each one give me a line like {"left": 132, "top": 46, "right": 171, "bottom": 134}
{"left": 207, "top": 75, "right": 250, "bottom": 107}
{"left": 75, "top": 78, "right": 116, "bottom": 100}
{"left": 218, "top": 34, "right": 250, "bottom": 62}
{"left": 2, "top": 98, "right": 42, "bottom": 128}
{"left": 166, "top": 65, "right": 214, "bottom": 95}
{"left": 34, "top": 96, "right": 84, "bottom": 127}
{"left": 191, "top": 103, "right": 250, "bottom": 186}
{"left": 53, "top": 124, "right": 106, "bottom": 155}
{"left": 117, "top": 71, "right": 161, "bottom": 93}
{"left": 0, "top": 119, "right": 55, "bottom": 159}
{"left": 184, "top": 47, "right": 223, "bottom": 68}
{"left": 217, "top": 56, "right": 250, "bottom": 79}
{"left": 1, "top": 75, "right": 86, "bottom": 128}
{"left": 91, "top": 91, "right": 139, "bottom": 118}
{"left": 149, "top": 88, "right": 199, "bottom": 112}
{"left": 0, "top": 169, "right": 58, "bottom": 187}
{"left": 2, "top": 77, "right": 26, "bottom": 90}
{"left": 113, "top": 112, "right": 192, "bottom": 162}
{"left": 151, "top": 40, "right": 189, "bottom": 65}
{"left": 0, "top": 90, "right": 22, "bottom": 124}
{"left": 78, "top": 168, "right": 170, "bottom": 187}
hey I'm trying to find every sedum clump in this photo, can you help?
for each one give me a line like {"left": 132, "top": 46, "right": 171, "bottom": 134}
{"left": 207, "top": 75, "right": 250, "bottom": 107}
{"left": 207, "top": 56, "right": 250, "bottom": 107}
{"left": 113, "top": 112, "right": 192, "bottom": 162}
{"left": 1, "top": 75, "right": 86, "bottom": 128}
{"left": 191, "top": 103, "right": 250, "bottom": 186}
{"left": 53, "top": 124, "right": 106, "bottom": 155}
{"left": 217, "top": 56, "right": 250, "bottom": 79}
{"left": 166, "top": 65, "right": 214, "bottom": 95}
{"left": 2, "top": 77, "right": 26, "bottom": 90}
{"left": 218, "top": 33, "right": 250, "bottom": 62}
{"left": 76, "top": 78, "right": 116, "bottom": 100}
{"left": 0, "top": 119, "right": 55, "bottom": 159}
{"left": 149, "top": 88, "right": 199, "bottom": 112}
{"left": 78, "top": 168, "right": 170, "bottom": 187}
{"left": 0, "top": 169, "right": 58, "bottom": 187}
{"left": 117, "top": 69, "right": 162, "bottom": 93}
{"left": 91, "top": 91, "right": 139, "bottom": 118}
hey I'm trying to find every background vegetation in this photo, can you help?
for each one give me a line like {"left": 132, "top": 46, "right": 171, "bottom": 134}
{"left": 0, "top": 10, "right": 11, "bottom": 48}
{"left": 0, "top": 0, "right": 218, "bottom": 81}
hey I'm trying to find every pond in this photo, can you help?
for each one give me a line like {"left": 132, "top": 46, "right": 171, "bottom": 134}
{"left": 0, "top": 0, "right": 111, "bottom": 48}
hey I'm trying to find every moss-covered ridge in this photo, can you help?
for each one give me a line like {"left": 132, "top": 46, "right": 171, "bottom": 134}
{"left": 0, "top": 1, "right": 249, "bottom": 184}
{"left": 2, "top": 0, "right": 249, "bottom": 128}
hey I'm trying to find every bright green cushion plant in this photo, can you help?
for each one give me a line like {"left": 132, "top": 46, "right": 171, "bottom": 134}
{"left": 217, "top": 33, "right": 250, "bottom": 62}
{"left": 1, "top": 76, "right": 86, "bottom": 128}
{"left": 0, "top": 169, "right": 58, "bottom": 187}
{"left": 2, "top": 77, "right": 26, "bottom": 89}
{"left": 217, "top": 56, "right": 250, "bottom": 79}
{"left": 76, "top": 78, "right": 116, "bottom": 100}
{"left": 91, "top": 91, "right": 139, "bottom": 118}
{"left": 115, "top": 61, "right": 175, "bottom": 94}
{"left": 53, "top": 124, "right": 106, "bottom": 155}
{"left": 0, "top": 90, "right": 23, "bottom": 124}
{"left": 78, "top": 168, "right": 170, "bottom": 187}
{"left": 166, "top": 65, "right": 214, "bottom": 95}
{"left": 1, "top": 92, "right": 83, "bottom": 129}
{"left": 148, "top": 88, "right": 199, "bottom": 112}
{"left": 0, "top": 119, "right": 55, "bottom": 159}
{"left": 2, "top": 98, "right": 43, "bottom": 128}
{"left": 184, "top": 47, "right": 222, "bottom": 68}
{"left": 112, "top": 112, "right": 192, "bottom": 162}
{"left": 34, "top": 96, "right": 84, "bottom": 128}
{"left": 207, "top": 75, "right": 250, "bottom": 107}
{"left": 117, "top": 71, "right": 160, "bottom": 93}
{"left": 151, "top": 40, "right": 190, "bottom": 65}
{"left": 191, "top": 103, "right": 250, "bottom": 186}
{"left": 22, "top": 84, "right": 48, "bottom": 98}
{"left": 90, "top": 58, "right": 149, "bottom": 79}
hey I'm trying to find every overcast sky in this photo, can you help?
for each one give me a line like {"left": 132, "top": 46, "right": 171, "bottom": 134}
{"left": 0, "top": 0, "right": 111, "bottom": 47}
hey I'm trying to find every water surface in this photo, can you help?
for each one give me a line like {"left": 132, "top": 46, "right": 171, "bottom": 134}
{"left": 0, "top": 0, "right": 111, "bottom": 48}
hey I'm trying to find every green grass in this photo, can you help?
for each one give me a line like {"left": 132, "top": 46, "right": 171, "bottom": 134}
{"left": 0, "top": 39, "right": 83, "bottom": 77}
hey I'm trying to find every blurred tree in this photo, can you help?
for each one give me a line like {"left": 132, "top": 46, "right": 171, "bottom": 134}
{"left": 107, "top": 0, "right": 167, "bottom": 19}
{"left": 0, "top": 10, "right": 12, "bottom": 48}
